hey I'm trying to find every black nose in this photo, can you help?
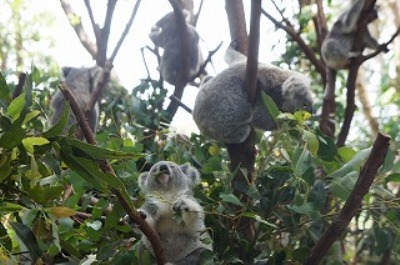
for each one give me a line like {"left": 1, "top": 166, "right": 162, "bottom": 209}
{"left": 159, "top": 164, "right": 168, "bottom": 172}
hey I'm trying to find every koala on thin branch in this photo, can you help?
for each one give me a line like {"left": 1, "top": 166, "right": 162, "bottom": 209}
{"left": 137, "top": 161, "right": 212, "bottom": 265}
{"left": 321, "top": 0, "right": 384, "bottom": 70}
{"left": 193, "top": 43, "right": 313, "bottom": 144}
{"left": 149, "top": 11, "right": 201, "bottom": 85}
{"left": 50, "top": 66, "right": 102, "bottom": 134}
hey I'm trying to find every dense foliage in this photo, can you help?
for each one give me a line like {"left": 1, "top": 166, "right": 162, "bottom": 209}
{"left": 1, "top": 0, "right": 400, "bottom": 264}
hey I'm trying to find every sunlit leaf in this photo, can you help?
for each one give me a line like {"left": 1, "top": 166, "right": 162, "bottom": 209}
{"left": 22, "top": 137, "right": 50, "bottom": 154}
{"left": 303, "top": 130, "right": 319, "bottom": 156}
{"left": 327, "top": 147, "right": 371, "bottom": 179}
{"left": 7, "top": 93, "right": 25, "bottom": 121}
{"left": 261, "top": 91, "right": 280, "bottom": 124}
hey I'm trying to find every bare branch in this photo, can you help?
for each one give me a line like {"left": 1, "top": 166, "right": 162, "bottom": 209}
{"left": 169, "top": 95, "right": 192, "bottom": 114}
{"left": 304, "top": 132, "right": 391, "bottom": 265}
{"left": 58, "top": 82, "right": 167, "bottom": 265}
{"left": 12, "top": 73, "right": 26, "bottom": 100}
{"left": 261, "top": 9, "right": 326, "bottom": 77}
{"left": 189, "top": 42, "right": 223, "bottom": 82}
{"left": 337, "top": 0, "right": 377, "bottom": 146}
{"left": 96, "top": 0, "right": 117, "bottom": 66}
{"left": 110, "top": 0, "right": 142, "bottom": 62}
{"left": 59, "top": 0, "right": 97, "bottom": 59}
{"left": 84, "top": 0, "right": 99, "bottom": 41}
{"left": 225, "top": 0, "right": 248, "bottom": 55}
{"left": 192, "top": 0, "right": 205, "bottom": 26}
{"left": 361, "top": 26, "right": 400, "bottom": 63}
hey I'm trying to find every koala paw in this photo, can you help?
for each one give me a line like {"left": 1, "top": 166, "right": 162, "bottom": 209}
{"left": 172, "top": 197, "right": 192, "bottom": 214}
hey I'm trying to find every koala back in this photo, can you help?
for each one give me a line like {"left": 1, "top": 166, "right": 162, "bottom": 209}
{"left": 50, "top": 66, "right": 102, "bottom": 134}
{"left": 193, "top": 63, "right": 313, "bottom": 143}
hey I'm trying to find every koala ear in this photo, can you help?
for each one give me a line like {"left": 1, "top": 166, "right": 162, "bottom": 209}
{"left": 138, "top": 172, "right": 149, "bottom": 191}
{"left": 62, "top": 67, "right": 73, "bottom": 77}
{"left": 180, "top": 163, "right": 200, "bottom": 187}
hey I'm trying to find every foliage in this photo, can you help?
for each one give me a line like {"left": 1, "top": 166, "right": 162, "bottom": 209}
{"left": 1, "top": 70, "right": 399, "bottom": 264}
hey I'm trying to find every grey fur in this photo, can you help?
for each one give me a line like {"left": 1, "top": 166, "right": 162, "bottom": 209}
{"left": 138, "top": 161, "right": 212, "bottom": 265}
{"left": 149, "top": 11, "right": 201, "bottom": 85}
{"left": 192, "top": 46, "right": 313, "bottom": 144}
{"left": 321, "top": 0, "right": 379, "bottom": 70}
{"left": 50, "top": 66, "right": 102, "bottom": 134}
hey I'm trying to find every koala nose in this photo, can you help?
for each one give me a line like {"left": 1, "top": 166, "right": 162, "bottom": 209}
{"left": 159, "top": 164, "right": 169, "bottom": 172}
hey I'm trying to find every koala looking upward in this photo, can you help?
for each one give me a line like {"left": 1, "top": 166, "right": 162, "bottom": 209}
{"left": 50, "top": 66, "right": 102, "bottom": 134}
{"left": 321, "top": 0, "right": 381, "bottom": 70}
{"left": 149, "top": 11, "right": 201, "bottom": 85}
{"left": 192, "top": 43, "right": 313, "bottom": 144}
{"left": 137, "top": 161, "right": 212, "bottom": 265}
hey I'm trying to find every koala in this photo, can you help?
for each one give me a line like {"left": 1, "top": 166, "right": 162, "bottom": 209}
{"left": 321, "top": 0, "right": 380, "bottom": 70}
{"left": 149, "top": 11, "right": 201, "bottom": 85}
{"left": 50, "top": 66, "right": 102, "bottom": 134}
{"left": 192, "top": 44, "right": 313, "bottom": 144}
{"left": 137, "top": 161, "right": 212, "bottom": 265}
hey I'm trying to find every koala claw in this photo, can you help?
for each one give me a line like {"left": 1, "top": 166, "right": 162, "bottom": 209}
{"left": 172, "top": 197, "right": 191, "bottom": 213}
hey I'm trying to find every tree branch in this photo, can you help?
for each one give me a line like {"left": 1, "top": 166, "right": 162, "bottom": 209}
{"left": 189, "top": 42, "right": 223, "bottom": 83}
{"left": 225, "top": 0, "right": 248, "bottom": 55}
{"left": 83, "top": 0, "right": 99, "bottom": 41}
{"left": 261, "top": 9, "right": 326, "bottom": 77}
{"left": 110, "top": 0, "right": 142, "bottom": 62}
{"left": 12, "top": 73, "right": 26, "bottom": 100}
{"left": 337, "top": 0, "right": 377, "bottom": 147}
{"left": 58, "top": 83, "right": 167, "bottom": 265}
{"left": 59, "top": 0, "right": 97, "bottom": 59}
{"left": 96, "top": 0, "right": 117, "bottom": 66}
{"left": 304, "top": 132, "right": 391, "bottom": 265}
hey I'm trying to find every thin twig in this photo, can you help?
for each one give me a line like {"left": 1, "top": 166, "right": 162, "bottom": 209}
{"left": 304, "top": 132, "right": 391, "bottom": 265}
{"left": 192, "top": 0, "right": 204, "bottom": 26}
{"left": 84, "top": 0, "right": 99, "bottom": 41}
{"left": 261, "top": 9, "right": 326, "bottom": 77}
{"left": 110, "top": 0, "right": 142, "bottom": 62}
{"left": 169, "top": 95, "right": 192, "bottom": 114}
{"left": 189, "top": 41, "right": 223, "bottom": 82}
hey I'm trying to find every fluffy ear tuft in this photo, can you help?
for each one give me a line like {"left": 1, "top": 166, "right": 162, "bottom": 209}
{"left": 180, "top": 163, "right": 200, "bottom": 187}
{"left": 62, "top": 67, "right": 73, "bottom": 78}
{"left": 138, "top": 172, "right": 149, "bottom": 191}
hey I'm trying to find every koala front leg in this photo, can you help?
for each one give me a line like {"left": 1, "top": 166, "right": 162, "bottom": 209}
{"left": 172, "top": 195, "right": 205, "bottom": 237}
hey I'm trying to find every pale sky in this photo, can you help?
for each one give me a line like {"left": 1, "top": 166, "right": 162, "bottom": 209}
{"left": 29, "top": 0, "right": 282, "bottom": 134}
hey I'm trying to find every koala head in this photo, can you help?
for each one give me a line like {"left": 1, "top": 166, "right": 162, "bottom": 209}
{"left": 281, "top": 75, "right": 313, "bottom": 114}
{"left": 139, "top": 161, "right": 200, "bottom": 194}
{"left": 62, "top": 66, "right": 103, "bottom": 94}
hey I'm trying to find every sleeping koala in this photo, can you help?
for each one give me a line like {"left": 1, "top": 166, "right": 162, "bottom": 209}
{"left": 149, "top": 11, "right": 201, "bottom": 85}
{"left": 137, "top": 161, "right": 212, "bottom": 265}
{"left": 192, "top": 44, "right": 313, "bottom": 144}
{"left": 321, "top": 0, "right": 381, "bottom": 70}
{"left": 50, "top": 66, "right": 102, "bottom": 134}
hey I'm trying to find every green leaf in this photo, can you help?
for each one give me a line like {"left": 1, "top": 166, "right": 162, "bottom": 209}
{"left": 0, "top": 72, "right": 11, "bottom": 103}
{"left": 261, "top": 91, "right": 280, "bottom": 124}
{"left": 337, "top": 146, "right": 356, "bottom": 163}
{"left": 303, "top": 130, "right": 319, "bottom": 156}
{"left": 66, "top": 138, "right": 137, "bottom": 160}
{"left": 10, "top": 222, "right": 42, "bottom": 263}
{"left": 22, "top": 137, "right": 50, "bottom": 154}
{"left": 254, "top": 215, "right": 278, "bottom": 228}
{"left": 23, "top": 110, "right": 41, "bottom": 124}
{"left": 43, "top": 102, "right": 70, "bottom": 138}
{"left": 220, "top": 193, "right": 243, "bottom": 207}
{"left": 0, "top": 122, "right": 26, "bottom": 149}
{"left": 7, "top": 93, "right": 26, "bottom": 121}
{"left": 326, "top": 147, "right": 371, "bottom": 179}
{"left": 329, "top": 171, "right": 358, "bottom": 201}
{"left": 293, "top": 146, "right": 311, "bottom": 177}
{"left": 385, "top": 173, "right": 400, "bottom": 184}
{"left": 0, "top": 222, "right": 12, "bottom": 251}
{"left": 288, "top": 202, "right": 320, "bottom": 219}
